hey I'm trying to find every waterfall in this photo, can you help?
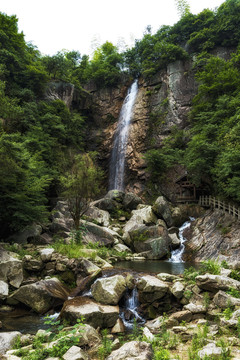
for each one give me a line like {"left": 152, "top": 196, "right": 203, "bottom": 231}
{"left": 120, "top": 287, "right": 145, "bottom": 330}
{"left": 109, "top": 80, "right": 138, "bottom": 191}
{"left": 169, "top": 217, "right": 195, "bottom": 263}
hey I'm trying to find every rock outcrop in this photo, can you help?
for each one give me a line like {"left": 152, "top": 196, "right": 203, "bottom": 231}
{"left": 91, "top": 275, "right": 126, "bottom": 305}
{"left": 60, "top": 297, "right": 119, "bottom": 328}
{"left": 0, "top": 250, "right": 23, "bottom": 288}
{"left": 10, "top": 278, "right": 70, "bottom": 313}
{"left": 184, "top": 209, "right": 240, "bottom": 264}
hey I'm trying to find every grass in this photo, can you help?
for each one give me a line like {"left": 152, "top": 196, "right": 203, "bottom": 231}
{"left": 51, "top": 238, "right": 129, "bottom": 261}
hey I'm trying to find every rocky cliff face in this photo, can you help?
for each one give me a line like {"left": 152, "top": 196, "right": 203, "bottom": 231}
{"left": 45, "top": 48, "right": 234, "bottom": 196}
{"left": 184, "top": 209, "right": 240, "bottom": 265}
{"left": 78, "top": 60, "right": 197, "bottom": 194}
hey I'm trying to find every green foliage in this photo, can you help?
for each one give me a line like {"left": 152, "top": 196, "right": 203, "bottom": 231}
{"left": 183, "top": 266, "right": 200, "bottom": 283}
{"left": 154, "top": 348, "right": 171, "bottom": 360}
{"left": 200, "top": 260, "right": 221, "bottom": 275}
{"left": 0, "top": 133, "right": 51, "bottom": 237}
{"left": 223, "top": 306, "right": 234, "bottom": 320}
{"left": 60, "top": 152, "right": 103, "bottom": 229}
{"left": 175, "top": 0, "right": 191, "bottom": 18}
{"left": 230, "top": 270, "right": 240, "bottom": 281}
{"left": 188, "top": 324, "right": 209, "bottom": 360}
{"left": 226, "top": 287, "right": 240, "bottom": 298}
{"left": 98, "top": 329, "right": 113, "bottom": 360}
{"left": 237, "top": 317, "right": 240, "bottom": 338}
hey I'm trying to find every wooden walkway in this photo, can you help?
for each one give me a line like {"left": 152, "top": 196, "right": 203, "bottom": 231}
{"left": 199, "top": 195, "right": 240, "bottom": 220}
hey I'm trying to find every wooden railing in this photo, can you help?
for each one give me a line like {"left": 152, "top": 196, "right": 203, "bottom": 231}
{"left": 199, "top": 195, "right": 240, "bottom": 220}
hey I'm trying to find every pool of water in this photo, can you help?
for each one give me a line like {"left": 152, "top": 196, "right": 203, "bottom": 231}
{"left": 115, "top": 260, "right": 199, "bottom": 275}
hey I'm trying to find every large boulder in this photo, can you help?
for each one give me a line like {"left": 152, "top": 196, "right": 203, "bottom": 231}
{"left": 106, "top": 341, "right": 153, "bottom": 360}
{"left": 84, "top": 206, "right": 110, "bottom": 227}
{"left": 7, "top": 224, "right": 42, "bottom": 244}
{"left": 61, "top": 297, "right": 119, "bottom": 329}
{"left": 0, "top": 332, "right": 21, "bottom": 355}
{"left": 0, "top": 250, "right": 23, "bottom": 288}
{"left": 10, "top": 278, "right": 70, "bottom": 313}
{"left": 152, "top": 196, "right": 173, "bottom": 227}
{"left": 50, "top": 201, "right": 74, "bottom": 234}
{"left": 127, "top": 224, "right": 171, "bottom": 258}
{"left": 171, "top": 281, "right": 185, "bottom": 299}
{"left": 123, "top": 206, "right": 158, "bottom": 242}
{"left": 123, "top": 192, "right": 143, "bottom": 211}
{"left": 105, "top": 190, "right": 125, "bottom": 202}
{"left": 81, "top": 221, "right": 119, "bottom": 246}
{"left": 91, "top": 275, "right": 126, "bottom": 305}
{"left": 196, "top": 274, "right": 240, "bottom": 292}
{"left": 137, "top": 275, "right": 169, "bottom": 303}
{"left": 213, "top": 290, "right": 240, "bottom": 309}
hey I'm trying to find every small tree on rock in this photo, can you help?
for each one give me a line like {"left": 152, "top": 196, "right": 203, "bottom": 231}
{"left": 60, "top": 153, "right": 103, "bottom": 230}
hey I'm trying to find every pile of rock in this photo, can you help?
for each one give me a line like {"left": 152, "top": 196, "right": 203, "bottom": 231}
{"left": 1, "top": 266, "right": 240, "bottom": 359}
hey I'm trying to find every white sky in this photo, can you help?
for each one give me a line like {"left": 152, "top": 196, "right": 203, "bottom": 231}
{"left": 1, "top": 0, "right": 225, "bottom": 56}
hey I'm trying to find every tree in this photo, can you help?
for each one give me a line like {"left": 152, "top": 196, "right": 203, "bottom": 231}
{"left": 60, "top": 153, "right": 103, "bottom": 230}
{"left": 0, "top": 133, "right": 51, "bottom": 238}
{"left": 175, "top": 0, "right": 191, "bottom": 18}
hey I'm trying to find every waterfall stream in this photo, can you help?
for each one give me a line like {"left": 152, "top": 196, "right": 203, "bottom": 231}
{"left": 109, "top": 80, "right": 138, "bottom": 191}
{"left": 120, "top": 287, "right": 145, "bottom": 330}
{"left": 169, "top": 217, "right": 195, "bottom": 263}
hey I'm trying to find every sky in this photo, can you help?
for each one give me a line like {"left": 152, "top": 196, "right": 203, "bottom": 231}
{"left": 1, "top": 0, "right": 226, "bottom": 56}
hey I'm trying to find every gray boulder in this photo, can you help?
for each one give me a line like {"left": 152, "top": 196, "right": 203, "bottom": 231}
{"left": 106, "top": 341, "right": 153, "bottom": 360}
{"left": 196, "top": 274, "right": 240, "bottom": 292}
{"left": 169, "top": 233, "right": 181, "bottom": 249}
{"left": 152, "top": 196, "right": 173, "bottom": 227}
{"left": 123, "top": 192, "right": 143, "bottom": 211}
{"left": 123, "top": 207, "right": 158, "bottom": 244}
{"left": 113, "top": 243, "right": 132, "bottom": 253}
{"left": 213, "top": 290, "right": 240, "bottom": 309}
{"left": 11, "top": 278, "right": 70, "bottom": 313}
{"left": 127, "top": 224, "right": 171, "bottom": 258}
{"left": 105, "top": 190, "right": 125, "bottom": 202}
{"left": 0, "top": 250, "right": 23, "bottom": 288}
{"left": 85, "top": 206, "right": 110, "bottom": 227}
{"left": 81, "top": 221, "right": 119, "bottom": 246}
{"left": 0, "top": 280, "right": 9, "bottom": 299}
{"left": 61, "top": 297, "right": 119, "bottom": 329}
{"left": 39, "top": 248, "right": 55, "bottom": 262}
{"left": 62, "top": 346, "right": 88, "bottom": 360}
{"left": 0, "top": 332, "right": 21, "bottom": 355}
{"left": 171, "top": 281, "right": 185, "bottom": 299}
{"left": 184, "top": 303, "right": 206, "bottom": 314}
{"left": 7, "top": 224, "right": 42, "bottom": 244}
{"left": 198, "top": 343, "right": 223, "bottom": 359}
{"left": 91, "top": 275, "right": 126, "bottom": 305}
{"left": 137, "top": 275, "right": 169, "bottom": 303}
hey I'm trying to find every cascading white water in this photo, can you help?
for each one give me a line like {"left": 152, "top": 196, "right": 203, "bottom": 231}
{"left": 109, "top": 80, "right": 138, "bottom": 191}
{"left": 120, "top": 287, "right": 145, "bottom": 330}
{"left": 169, "top": 217, "right": 195, "bottom": 263}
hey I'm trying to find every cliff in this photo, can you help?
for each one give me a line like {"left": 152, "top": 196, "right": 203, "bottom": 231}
{"left": 184, "top": 209, "right": 240, "bottom": 265}
{"left": 46, "top": 48, "right": 234, "bottom": 197}
{"left": 75, "top": 59, "right": 197, "bottom": 195}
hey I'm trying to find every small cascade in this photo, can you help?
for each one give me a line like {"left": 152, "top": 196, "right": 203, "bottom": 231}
{"left": 109, "top": 80, "right": 138, "bottom": 191}
{"left": 120, "top": 287, "right": 145, "bottom": 330}
{"left": 169, "top": 217, "right": 195, "bottom": 263}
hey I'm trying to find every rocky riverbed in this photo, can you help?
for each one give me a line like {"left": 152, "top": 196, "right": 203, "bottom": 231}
{"left": 0, "top": 191, "right": 240, "bottom": 359}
